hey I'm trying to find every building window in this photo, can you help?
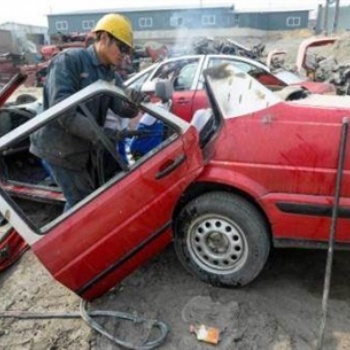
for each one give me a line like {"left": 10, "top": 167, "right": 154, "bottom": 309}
{"left": 82, "top": 20, "right": 95, "bottom": 30}
{"left": 139, "top": 17, "right": 153, "bottom": 28}
{"left": 170, "top": 16, "right": 184, "bottom": 27}
{"left": 55, "top": 21, "right": 68, "bottom": 31}
{"left": 202, "top": 15, "right": 216, "bottom": 26}
{"left": 286, "top": 17, "right": 301, "bottom": 27}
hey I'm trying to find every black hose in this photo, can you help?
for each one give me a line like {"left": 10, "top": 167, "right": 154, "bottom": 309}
{"left": 80, "top": 300, "right": 169, "bottom": 350}
{"left": 317, "top": 117, "right": 349, "bottom": 350}
{"left": 0, "top": 299, "right": 169, "bottom": 350}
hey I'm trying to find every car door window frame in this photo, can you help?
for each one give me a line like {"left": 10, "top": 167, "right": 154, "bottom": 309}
{"left": 147, "top": 56, "right": 204, "bottom": 92}
{"left": 0, "top": 81, "right": 187, "bottom": 241}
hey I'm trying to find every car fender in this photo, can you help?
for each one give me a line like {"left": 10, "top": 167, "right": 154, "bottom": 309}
{"left": 195, "top": 163, "right": 268, "bottom": 201}
{"left": 172, "top": 164, "right": 272, "bottom": 234}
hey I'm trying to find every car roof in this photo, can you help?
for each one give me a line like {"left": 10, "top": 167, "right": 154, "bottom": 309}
{"left": 125, "top": 54, "right": 271, "bottom": 87}
{"left": 161, "top": 54, "right": 270, "bottom": 71}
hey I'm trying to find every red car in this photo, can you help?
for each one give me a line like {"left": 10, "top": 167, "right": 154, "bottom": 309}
{"left": 126, "top": 54, "right": 336, "bottom": 122}
{"left": 0, "top": 64, "right": 348, "bottom": 301}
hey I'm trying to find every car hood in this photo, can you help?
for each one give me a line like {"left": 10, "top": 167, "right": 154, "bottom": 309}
{"left": 205, "top": 64, "right": 282, "bottom": 119}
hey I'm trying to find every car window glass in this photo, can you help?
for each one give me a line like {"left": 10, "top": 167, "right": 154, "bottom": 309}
{"left": 127, "top": 70, "right": 152, "bottom": 91}
{"left": 151, "top": 59, "right": 200, "bottom": 92}
{"left": 0, "top": 92, "right": 178, "bottom": 233}
{"left": 172, "top": 62, "right": 198, "bottom": 91}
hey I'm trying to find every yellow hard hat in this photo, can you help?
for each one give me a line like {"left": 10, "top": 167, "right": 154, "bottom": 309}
{"left": 93, "top": 14, "right": 134, "bottom": 49}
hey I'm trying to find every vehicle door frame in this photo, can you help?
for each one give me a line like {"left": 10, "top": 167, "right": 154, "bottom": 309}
{"left": 0, "top": 80, "right": 198, "bottom": 246}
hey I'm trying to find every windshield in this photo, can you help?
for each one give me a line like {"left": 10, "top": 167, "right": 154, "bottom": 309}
{"left": 125, "top": 63, "right": 158, "bottom": 90}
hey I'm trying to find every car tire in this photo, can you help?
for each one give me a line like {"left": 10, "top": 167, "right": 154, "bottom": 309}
{"left": 174, "top": 191, "right": 270, "bottom": 287}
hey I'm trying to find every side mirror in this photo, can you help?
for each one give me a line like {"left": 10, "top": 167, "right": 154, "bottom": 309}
{"left": 141, "top": 79, "right": 173, "bottom": 102}
{"left": 141, "top": 81, "right": 156, "bottom": 93}
{"left": 154, "top": 79, "right": 173, "bottom": 102}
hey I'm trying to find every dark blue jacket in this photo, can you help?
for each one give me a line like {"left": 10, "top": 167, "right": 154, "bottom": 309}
{"left": 30, "top": 46, "right": 134, "bottom": 170}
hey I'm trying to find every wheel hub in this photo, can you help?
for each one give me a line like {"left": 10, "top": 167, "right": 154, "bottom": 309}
{"left": 187, "top": 215, "right": 248, "bottom": 274}
{"left": 206, "top": 231, "right": 230, "bottom": 254}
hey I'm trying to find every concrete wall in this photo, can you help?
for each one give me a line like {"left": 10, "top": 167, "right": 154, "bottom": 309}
{"left": 236, "top": 11, "right": 308, "bottom": 31}
{"left": 47, "top": 7, "right": 309, "bottom": 38}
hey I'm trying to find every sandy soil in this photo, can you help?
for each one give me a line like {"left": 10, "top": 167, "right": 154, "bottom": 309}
{"left": 1, "top": 29, "right": 350, "bottom": 350}
{"left": 1, "top": 246, "right": 350, "bottom": 350}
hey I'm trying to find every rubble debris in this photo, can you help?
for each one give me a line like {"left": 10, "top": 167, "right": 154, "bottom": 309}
{"left": 191, "top": 37, "right": 265, "bottom": 60}
{"left": 266, "top": 49, "right": 287, "bottom": 70}
{"left": 266, "top": 36, "right": 350, "bottom": 95}
{"left": 189, "top": 324, "right": 221, "bottom": 345}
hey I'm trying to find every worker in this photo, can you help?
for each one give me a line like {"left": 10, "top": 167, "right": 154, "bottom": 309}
{"left": 30, "top": 13, "right": 144, "bottom": 211}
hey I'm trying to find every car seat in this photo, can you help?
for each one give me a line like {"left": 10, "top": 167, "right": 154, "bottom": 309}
{"left": 130, "top": 80, "right": 173, "bottom": 159}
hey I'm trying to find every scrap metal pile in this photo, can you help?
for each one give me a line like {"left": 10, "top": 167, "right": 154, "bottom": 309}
{"left": 268, "top": 36, "right": 350, "bottom": 96}
{"left": 303, "top": 53, "right": 350, "bottom": 95}
{"left": 0, "top": 33, "right": 267, "bottom": 87}
{"left": 190, "top": 37, "right": 265, "bottom": 59}
{"left": 0, "top": 53, "right": 26, "bottom": 87}
{"left": 0, "top": 32, "right": 93, "bottom": 88}
{"left": 4, "top": 32, "right": 350, "bottom": 96}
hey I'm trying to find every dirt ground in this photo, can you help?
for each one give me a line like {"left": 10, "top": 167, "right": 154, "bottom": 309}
{"left": 2, "top": 30, "right": 350, "bottom": 350}
{"left": 1, "top": 246, "right": 350, "bottom": 349}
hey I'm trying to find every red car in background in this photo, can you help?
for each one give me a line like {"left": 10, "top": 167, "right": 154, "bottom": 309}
{"left": 0, "top": 63, "right": 349, "bottom": 301}
{"left": 126, "top": 54, "right": 336, "bottom": 122}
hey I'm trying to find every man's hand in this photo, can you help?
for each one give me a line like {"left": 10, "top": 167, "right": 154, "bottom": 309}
{"left": 126, "top": 88, "right": 149, "bottom": 105}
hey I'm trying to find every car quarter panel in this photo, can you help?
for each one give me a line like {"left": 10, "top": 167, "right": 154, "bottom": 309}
{"left": 197, "top": 102, "right": 350, "bottom": 243}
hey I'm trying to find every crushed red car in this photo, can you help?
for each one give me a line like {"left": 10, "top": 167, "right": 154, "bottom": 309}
{"left": 126, "top": 54, "right": 336, "bottom": 122}
{"left": 0, "top": 63, "right": 349, "bottom": 301}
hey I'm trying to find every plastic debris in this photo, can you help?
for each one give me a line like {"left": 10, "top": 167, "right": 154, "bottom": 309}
{"left": 189, "top": 324, "right": 221, "bottom": 345}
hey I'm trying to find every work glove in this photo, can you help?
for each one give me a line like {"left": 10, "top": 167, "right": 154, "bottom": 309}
{"left": 125, "top": 88, "right": 149, "bottom": 105}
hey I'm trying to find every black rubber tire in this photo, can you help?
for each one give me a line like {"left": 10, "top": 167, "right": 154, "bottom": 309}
{"left": 174, "top": 191, "right": 270, "bottom": 287}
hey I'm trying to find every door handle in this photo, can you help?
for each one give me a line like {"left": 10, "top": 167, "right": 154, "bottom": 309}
{"left": 155, "top": 154, "right": 186, "bottom": 180}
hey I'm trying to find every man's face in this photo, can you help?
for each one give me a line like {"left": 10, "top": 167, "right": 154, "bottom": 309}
{"left": 97, "top": 32, "right": 130, "bottom": 67}
{"left": 106, "top": 35, "right": 131, "bottom": 67}
{"left": 105, "top": 36, "right": 124, "bottom": 67}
